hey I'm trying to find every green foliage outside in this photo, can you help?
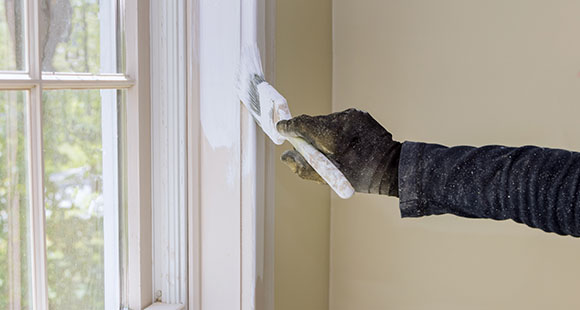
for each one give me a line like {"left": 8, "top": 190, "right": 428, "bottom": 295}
{"left": 0, "top": 91, "right": 31, "bottom": 310}
{"left": 50, "top": 0, "right": 101, "bottom": 73}
{"left": 43, "top": 89, "right": 105, "bottom": 310}
{"left": 0, "top": 0, "right": 21, "bottom": 70}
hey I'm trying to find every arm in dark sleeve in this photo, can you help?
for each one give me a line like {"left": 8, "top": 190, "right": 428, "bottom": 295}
{"left": 398, "top": 142, "right": 580, "bottom": 237}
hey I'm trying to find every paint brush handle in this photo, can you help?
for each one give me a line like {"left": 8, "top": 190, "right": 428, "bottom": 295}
{"left": 286, "top": 136, "right": 355, "bottom": 199}
{"left": 254, "top": 81, "right": 354, "bottom": 198}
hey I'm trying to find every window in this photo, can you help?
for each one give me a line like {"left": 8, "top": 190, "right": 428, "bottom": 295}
{"left": 1, "top": 0, "right": 276, "bottom": 309}
{"left": 0, "top": 0, "right": 147, "bottom": 309}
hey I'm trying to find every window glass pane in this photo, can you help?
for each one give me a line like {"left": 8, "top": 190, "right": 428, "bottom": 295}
{"left": 43, "top": 89, "right": 124, "bottom": 310}
{"left": 0, "top": 0, "right": 26, "bottom": 71}
{"left": 40, "top": 0, "right": 123, "bottom": 73}
{"left": 0, "top": 91, "right": 32, "bottom": 309}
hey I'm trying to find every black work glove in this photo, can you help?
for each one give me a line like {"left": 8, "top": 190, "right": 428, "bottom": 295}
{"left": 276, "top": 108, "right": 401, "bottom": 196}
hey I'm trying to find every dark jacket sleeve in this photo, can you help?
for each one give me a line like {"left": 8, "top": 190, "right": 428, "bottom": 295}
{"left": 398, "top": 141, "right": 580, "bottom": 237}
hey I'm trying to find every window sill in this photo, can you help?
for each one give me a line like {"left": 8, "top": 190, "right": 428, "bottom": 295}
{"left": 144, "top": 302, "right": 185, "bottom": 310}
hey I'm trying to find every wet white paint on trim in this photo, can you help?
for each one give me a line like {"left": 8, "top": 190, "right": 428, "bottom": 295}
{"left": 199, "top": 0, "right": 240, "bottom": 150}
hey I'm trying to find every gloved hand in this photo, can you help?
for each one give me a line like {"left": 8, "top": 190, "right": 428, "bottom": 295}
{"left": 276, "top": 108, "right": 402, "bottom": 196}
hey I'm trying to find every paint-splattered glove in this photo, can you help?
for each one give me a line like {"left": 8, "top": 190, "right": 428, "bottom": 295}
{"left": 276, "top": 108, "right": 401, "bottom": 196}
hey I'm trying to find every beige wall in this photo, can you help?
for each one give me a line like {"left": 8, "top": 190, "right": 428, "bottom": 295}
{"left": 332, "top": 1, "right": 580, "bottom": 309}
{"left": 275, "top": 0, "right": 332, "bottom": 309}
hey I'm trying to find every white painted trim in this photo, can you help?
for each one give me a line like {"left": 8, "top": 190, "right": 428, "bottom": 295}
{"left": 197, "top": 0, "right": 242, "bottom": 306}
{"left": 240, "top": 0, "right": 276, "bottom": 309}
{"left": 100, "top": 1, "right": 121, "bottom": 309}
{"left": 186, "top": 0, "right": 201, "bottom": 309}
{"left": 0, "top": 76, "right": 133, "bottom": 91}
{"left": 0, "top": 74, "right": 135, "bottom": 90}
{"left": 125, "top": 0, "right": 153, "bottom": 309}
{"left": 145, "top": 302, "right": 186, "bottom": 310}
{"left": 0, "top": 73, "right": 33, "bottom": 89}
{"left": 150, "top": 0, "right": 188, "bottom": 304}
{"left": 41, "top": 75, "right": 134, "bottom": 89}
{"left": 28, "top": 87, "right": 48, "bottom": 310}
{"left": 26, "top": 0, "right": 49, "bottom": 308}
{"left": 102, "top": 89, "right": 121, "bottom": 310}
{"left": 186, "top": 0, "right": 276, "bottom": 308}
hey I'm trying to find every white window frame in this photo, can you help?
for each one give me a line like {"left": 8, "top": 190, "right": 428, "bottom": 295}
{"left": 0, "top": 0, "right": 152, "bottom": 309}
{"left": 149, "top": 0, "right": 276, "bottom": 308}
{"left": 149, "top": 0, "right": 187, "bottom": 306}
{"left": 124, "top": 1, "right": 153, "bottom": 310}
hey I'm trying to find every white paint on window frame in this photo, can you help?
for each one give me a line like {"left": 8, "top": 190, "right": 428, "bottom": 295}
{"left": 100, "top": 0, "right": 121, "bottom": 308}
{"left": 26, "top": 0, "right": 48, "bottom": 308}
{"left": 187, "top": 0, "right": 276, "bottom": 309}
{"left": 186, "top": 0, "right": 201, "bottom": 308}
{"left": 124, "top": 0, "right": 154, "bottom": 309}
{"left": 145, "top": 302, "right": 186, "bottom": 310}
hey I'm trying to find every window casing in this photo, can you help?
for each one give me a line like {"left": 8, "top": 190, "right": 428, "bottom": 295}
{"left": 186, "top": 0, "right": 276, "bottom": 309}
